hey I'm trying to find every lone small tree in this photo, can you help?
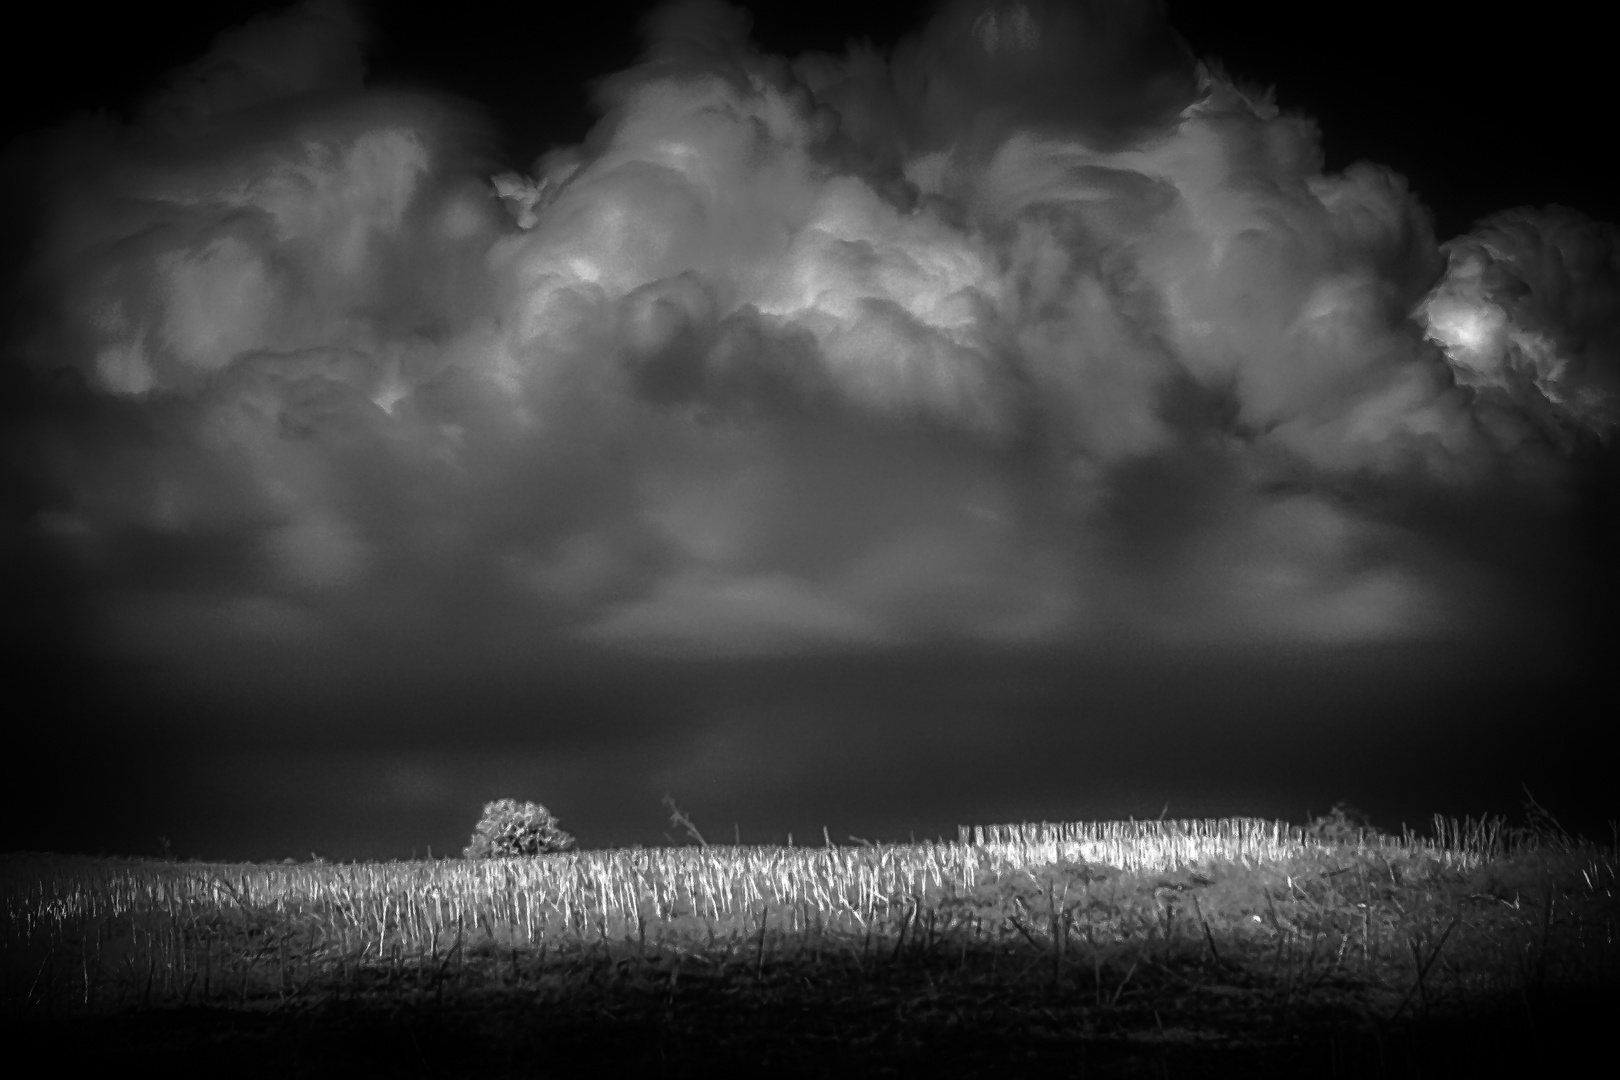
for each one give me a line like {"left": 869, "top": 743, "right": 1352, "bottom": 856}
{"left": 463, "top": 798, "right": 576, "bottom": 858}
{"left": 1305, "top": 801, "right": 1385, "bottom": 844}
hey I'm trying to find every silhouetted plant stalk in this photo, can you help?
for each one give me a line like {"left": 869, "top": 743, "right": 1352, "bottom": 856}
{"left": 2, "top": 812, "right": 1614, "bottom": 1020}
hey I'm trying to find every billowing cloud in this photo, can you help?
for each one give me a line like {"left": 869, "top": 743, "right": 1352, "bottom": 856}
{"left": 3, "top": 0, "right": 1612, "bottom": 698}
{"left": 1420, "top": 205, "right": 1620, "bottom": 453}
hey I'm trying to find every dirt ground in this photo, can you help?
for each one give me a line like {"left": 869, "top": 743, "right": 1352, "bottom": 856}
{"left": 7, "top": 951, "right": 1612, "bottom": 1078}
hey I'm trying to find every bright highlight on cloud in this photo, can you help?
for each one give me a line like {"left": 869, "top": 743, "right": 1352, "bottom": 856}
{"left": 6, "top": 0, "right": 1615, "bottom": 678}
{"left": 1420, "top": 206, "right": 1620, "bottom": 453}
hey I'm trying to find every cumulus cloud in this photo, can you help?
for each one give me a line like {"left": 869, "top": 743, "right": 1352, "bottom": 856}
{"left": 4, "top": 0, "right": 1611, "bottom": 690}
{"left": 1420, "top": 205, "right": 1620, "bottom": 453}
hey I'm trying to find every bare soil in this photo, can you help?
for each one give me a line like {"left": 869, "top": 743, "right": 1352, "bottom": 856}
{"left": 8, "top": 949, "right": 1612, "bottom": 1077}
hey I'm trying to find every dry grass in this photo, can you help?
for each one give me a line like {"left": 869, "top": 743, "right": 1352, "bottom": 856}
{"left": 3, "top": 813, "right": 1614, "bottom": 1029}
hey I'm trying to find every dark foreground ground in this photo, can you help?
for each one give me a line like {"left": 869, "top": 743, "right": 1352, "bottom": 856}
{"left": 7, "top": 952, "right": 1613, "bottom": 1078}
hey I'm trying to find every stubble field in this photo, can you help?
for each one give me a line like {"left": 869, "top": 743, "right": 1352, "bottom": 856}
{"left": 3, "top": 812, "right": 1615, "bottom": 1077}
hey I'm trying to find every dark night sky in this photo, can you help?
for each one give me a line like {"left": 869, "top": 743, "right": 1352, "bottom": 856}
{"left": 8, "top": 2, "right": 1617, "bottom": 237}
{"left": 3, "top": 1, "right": 1615, "bottom": 860}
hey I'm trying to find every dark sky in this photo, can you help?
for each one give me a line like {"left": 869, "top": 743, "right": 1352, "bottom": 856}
{"left": 8, "top": 1, "right": 1617, "bottom": 237}
{"left": 3, "top": 1, "right": 1615, "bottom": 860}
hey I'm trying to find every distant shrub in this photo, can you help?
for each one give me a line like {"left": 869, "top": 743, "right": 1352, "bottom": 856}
{"left": 1305, "top": 801, "right": 1386, "bottom": 843}
{"left": 463, "top": 799, "right": 576, "bottom": 858}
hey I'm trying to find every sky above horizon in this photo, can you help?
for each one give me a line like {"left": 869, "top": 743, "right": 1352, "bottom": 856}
{"left": 3, "top": 0, "right": 1615, "bottom": 860}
